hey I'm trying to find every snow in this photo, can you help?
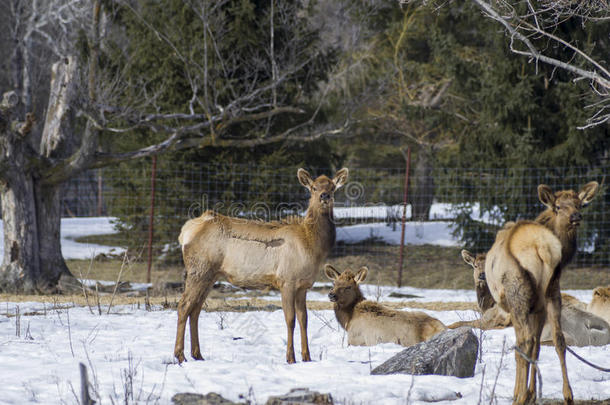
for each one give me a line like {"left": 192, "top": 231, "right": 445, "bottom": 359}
{"left": 0, "top": 217, "right": 125, "bottom": 261}
{"left": 2, "top": 295, "right": 609, "bottom": 405}
{"left": 337, "top": 221, "right": 460, "bottom": 247}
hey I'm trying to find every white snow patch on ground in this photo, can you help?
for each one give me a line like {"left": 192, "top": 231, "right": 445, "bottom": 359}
{"left": 337, "top": 221, "right": 459, "bottom": 246}
{"left": 1, "top": 298, "right": 608, "bottom": 405}
{"left": 0, "top": 217, "right": 124, "bottom": 262}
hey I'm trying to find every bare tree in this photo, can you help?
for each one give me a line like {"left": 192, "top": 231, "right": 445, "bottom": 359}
{"left": 0, "top": 0, "right": 347, "bottom": 292}
{"left": 401, "top": 0, "right": 610, "bottom": 129}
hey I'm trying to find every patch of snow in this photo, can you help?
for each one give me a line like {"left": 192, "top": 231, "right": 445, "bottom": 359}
{"left": 1, "top": 300, "right": 608, "bottom": 405}
{"left": 0, "top": 217, "right": 124, "bottom": 261}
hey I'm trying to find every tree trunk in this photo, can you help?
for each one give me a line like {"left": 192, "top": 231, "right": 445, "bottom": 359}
{"left": 0, "top": 167, "right": 40, "bottom": 292}
{"left": 410, "top": 146, "right": 435, "bottom": 221}
{"left": 0, "top": 57, "right": 82, "bottom": 293}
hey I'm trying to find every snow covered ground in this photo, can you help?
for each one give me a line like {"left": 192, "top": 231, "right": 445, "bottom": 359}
{"left": 0, "top": 217, "right": 124, "bottom": 261}
{"left": 2, "top": 291, "right": 609, "bottom": 405}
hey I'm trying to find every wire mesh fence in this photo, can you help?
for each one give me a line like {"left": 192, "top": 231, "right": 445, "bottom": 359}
{"left": 62, "top": 161, "right": 610, "bottom": 276}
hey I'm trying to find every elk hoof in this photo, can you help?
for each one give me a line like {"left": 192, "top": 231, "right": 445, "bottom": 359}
{"left": 191, "top": 352, "right": 204, "bottom": 361}
{"left": 302, "top": 353, "right": 311, "bottom": 362}
{"left": 286, "top": 356, "right": 296, "bottom": 364}
{"left": 175, "top": 352, "right": 186, "bottom": 364}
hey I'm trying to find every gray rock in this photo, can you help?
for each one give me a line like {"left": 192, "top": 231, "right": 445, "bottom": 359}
{"left": 171, "top": 392, "right": 246, "bottom": 405}
{"left": 371, "top": 327, "right": 478, "bottom": 378}
{"left": 265, "top": 388, "right": 333, "bottom": 405}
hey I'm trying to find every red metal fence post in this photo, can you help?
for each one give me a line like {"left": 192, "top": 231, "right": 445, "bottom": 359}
{"left": 146, "top": 156, "right": 157, "bottom": 284}
{"left": 397, "top": 147, "right": 411, "bottom": 287}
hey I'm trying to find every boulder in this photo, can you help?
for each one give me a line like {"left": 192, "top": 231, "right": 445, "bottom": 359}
{"left": 371, "top": 327, "right": 478, "bottom": 378}
{"left": 172, "top": 392, "right": 245, "bottom": 405}
{"left": 265, "top": 388, "right": 333, "bottom": 405}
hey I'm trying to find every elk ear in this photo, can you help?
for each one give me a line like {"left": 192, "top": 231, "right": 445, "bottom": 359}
{"left": 578, "top": 181, "right": 599, "bottom": 206}
{"left": 461, "top": 250, "right": 475, "bottom": 267}
{"left": 332, "top": 168, "right": 349, "bottom": 189}
{"left": 537, "top": 184, "right": 555, "bottom": 209}
{"left": 297, "top": 168, "right": 314, "bottom": 189}
{"left": 354, "top": 266, "right": 368, "bottom": 284}
{"left": 324, "top": 264, "right": 341, "bottom": 281}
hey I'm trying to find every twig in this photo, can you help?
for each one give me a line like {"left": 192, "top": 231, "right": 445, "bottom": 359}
{"left": 67, "top": 309, "right": 75, "bottom": 357}
{"left": 489, "top": 337, "right": 506, "bottom": 404}
{"left": 107, "top": 249, "right": 129, "bottom": 315}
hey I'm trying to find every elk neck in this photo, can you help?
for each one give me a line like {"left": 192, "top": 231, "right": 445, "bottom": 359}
{"left": 303, "top": 202, "right": 336, "bottom": 256}
{"left": 333, "top": 293, "right": 365, "bottom": 330}
{"left": 536, "top": 209, "right": 577, "bottom": 266}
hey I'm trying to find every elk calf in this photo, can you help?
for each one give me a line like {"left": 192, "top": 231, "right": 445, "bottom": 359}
{"left": 174, "top": 168, "right": 348, "bottom": 364}
{"left": 324, "top": 265, "right": 446, "bottom": 347}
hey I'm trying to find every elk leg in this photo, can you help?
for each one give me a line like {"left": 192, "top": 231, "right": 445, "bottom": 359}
{"left": 547, "top": 292, "right": 574, "bottom": 405}
{"left": 174, "top": 271, "right": 213, "bottom": 363}
{"left": 525, "top": 306, "right": 545, "bottom": 403}
{"left": 295, "top": 287, "right": 311, "bottom": 362}
{"left": 280, "top": 286, "right": 296, "bottom": 364}
{"left": 188, "top": 272, "right": 218, "bottom": 360}
{"left": 512, "top": 322, "right": 530, "bottom": 405}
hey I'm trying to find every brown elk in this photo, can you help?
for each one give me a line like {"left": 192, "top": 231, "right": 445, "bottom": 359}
{"left": 451, "top": 250, "right": 610, "bottom": 347}
{"left": 588, "top": 286, "right": 610, "bottom": 326}
{"left": 174, "top": 168, "right": 349, "bottom": 364}
{"left": 448, "top": 250, "right": 511, "bottom": 330}
{"left": 484, "top": 221, "right": 571, "bottom": 404}
{"left": 324, "top": 265, "right": 446, "bottom": 347}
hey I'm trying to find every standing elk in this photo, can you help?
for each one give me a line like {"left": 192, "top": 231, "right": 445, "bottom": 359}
{"left": 484, "top": 221, "right": 569, "bottom": 404}
{"left": 479, "top": 181, "right": 600, "bottom": 404}
{"left": 324, "top": 265, "right": 446, "bottom": 347}
{"left": 174, "top": 168, "right": 348, "bottom": 364}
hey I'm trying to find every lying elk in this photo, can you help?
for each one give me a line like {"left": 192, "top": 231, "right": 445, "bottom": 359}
{"left": 174, "top": 168, "right": 349, "bottom": 364}
{"left": 324, "top": 265, "right": 446, "bottom": 346}
{"left": 588, "top": 286, "right": 610, "bottom": 326}
{"left": 484, "top": 221, "right": 571, "bottom": 404}
{"left": 452, "top": 250, "right": 610, "bottom": 347}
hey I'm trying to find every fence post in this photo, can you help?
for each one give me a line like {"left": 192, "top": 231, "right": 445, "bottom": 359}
{"left": 397, "top": 147, "right": 411, "bottom": 287}
{"left": 146, "top": 156, "right": 157, "bottom": 284}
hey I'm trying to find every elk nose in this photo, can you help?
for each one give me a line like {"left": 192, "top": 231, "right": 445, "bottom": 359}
{"left": 478, "top": 273, "right": 486, "bottom": 281}
{"left": 570, "top": 212, "right": 582, "bottom": 223}
{"left": 320, "top": 192, "right": 331, "bottom": 201}
{"left": 328, "top": 292, "right": 337, "bottom": 302}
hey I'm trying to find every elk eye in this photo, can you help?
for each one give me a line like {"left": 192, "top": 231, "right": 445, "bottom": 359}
{"left": 555, "top": 205, "right": 561, "bottom": 210}
{"left": 312, "top": 186, "right": 317, "bottom": 192}
{"left": 345, "top": 286, "right": 351, "bottom": 290}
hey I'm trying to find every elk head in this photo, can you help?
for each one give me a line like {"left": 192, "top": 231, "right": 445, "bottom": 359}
{"left": 537, "top": 181, "right": 599, "bottom": 230}
{"left": 461, "top": 250, "right": 495, "bottom": 312}
{"left": 298, "top": 168, "right": 348, "bottom": 213}
{"left": 324, "top": 264, "right": 367, "bottom": 308}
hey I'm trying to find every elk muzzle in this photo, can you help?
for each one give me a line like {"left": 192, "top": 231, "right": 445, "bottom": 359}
{"left": 320, "top": 192, "right": 331, "bottom": 202}
{"left": 570, "top": 212, "right": 582, "bottom": 226}
{"left": 328, "top": 292, "right": 338, "bottom": 302}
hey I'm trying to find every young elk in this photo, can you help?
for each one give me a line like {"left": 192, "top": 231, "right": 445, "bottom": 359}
{"left": 324, "top": 265, "right": 446, "bottom": 347}
{"left": 485, "top": 221, "right": 572, "bottom": 405}
{"left": 453, "top": 250, "right": 610, "bottom": 347}
{"left": 174, "top": 168, "right": 349, "bottom": 364}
